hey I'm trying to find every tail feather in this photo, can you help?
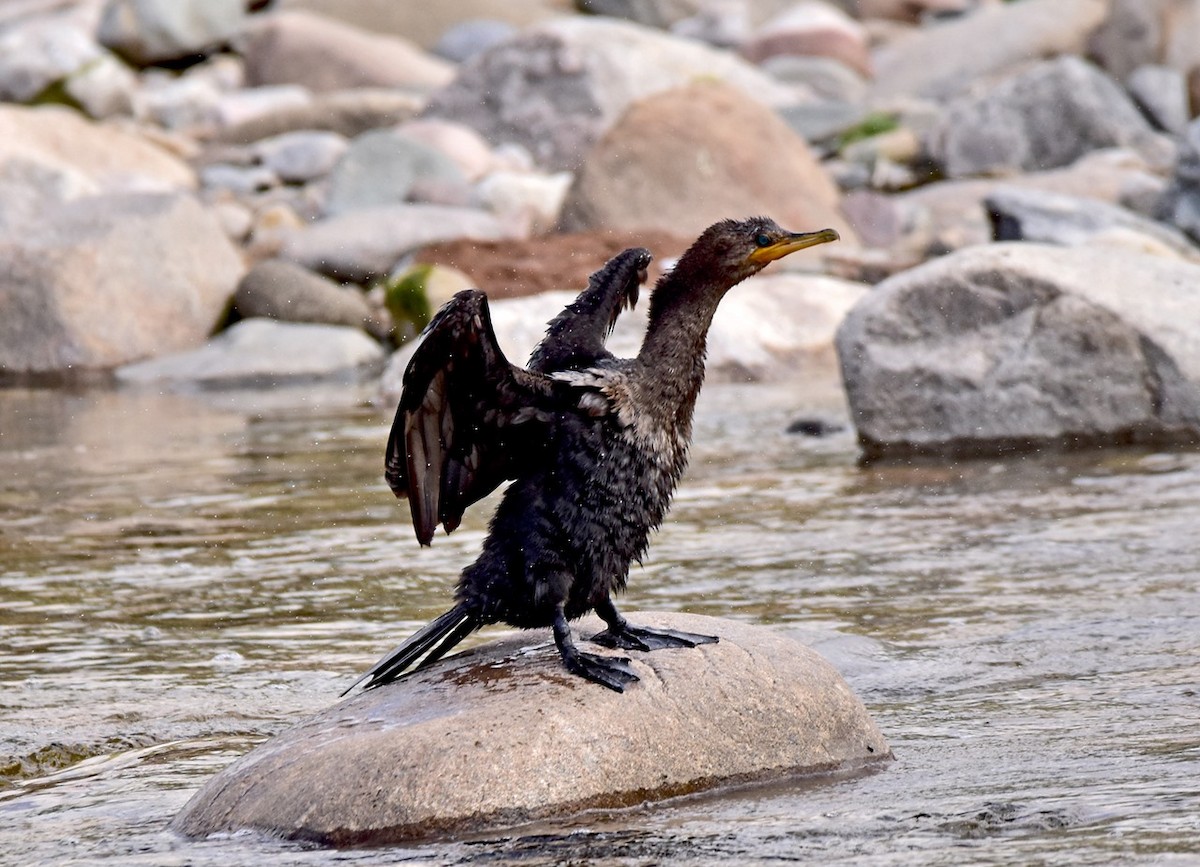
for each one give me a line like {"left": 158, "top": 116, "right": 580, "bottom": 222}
{"left": 342, "top": 604, "right": 476, "bottom": 696}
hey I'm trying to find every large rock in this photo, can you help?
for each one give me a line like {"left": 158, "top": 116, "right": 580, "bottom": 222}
{"left": 869, "top": 0, "right": 1108, "bottom": 101}
{"left": 423, "top": 16, "right": 800, "bottom": 171}
{"left": 171, "top": 612, "right": 890, "bottom": 845}
{"left": 117, "top": 318, "right": 385, "bottom": 388}
{"left": 835, "top": 243, "right": 1200, "bottom": 460}
{"left": 239, "top": 11, "right": 455, "bottom": 95}
{"left": 0, "top": 104, "right": 195, "bottom": 193}
{"left": 98, "top": 0, "right": 246, "bottom": 66}
{"left": 275, "top": 0, "right": 565, "bottom": 48}
{"left": 0, "top": 194, "right": 243, "bottom": 381}
{"left": 382, "top": 270, "right": 866, "bottom": 394}
{"left": 926, "top": 56, "right": 1163, "bottom": 179}
{"left": 559, "top": 81, "right": 855, "bottom": 241}
{"left": 280, "top": 204, "right": 518, "bottom": 282}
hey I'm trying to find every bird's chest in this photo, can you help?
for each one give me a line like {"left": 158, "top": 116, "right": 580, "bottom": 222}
{"left": 549, "top": 415, "right": 685, "bottom": 553}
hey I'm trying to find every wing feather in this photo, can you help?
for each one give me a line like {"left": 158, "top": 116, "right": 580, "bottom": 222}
{"left": 385, "top": 290, "right": 561, "bottom": 545}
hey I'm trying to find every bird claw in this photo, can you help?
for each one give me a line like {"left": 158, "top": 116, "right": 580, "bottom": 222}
{"left": 565, "top": 650, "right": 640, "bottom": 692}
{"left": 588, "top": 624, "right": 719, "bottom": 652}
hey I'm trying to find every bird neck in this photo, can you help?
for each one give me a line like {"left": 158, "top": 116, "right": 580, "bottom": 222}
{"left": 635, "top": 264, "right": 726, "bottom": 418}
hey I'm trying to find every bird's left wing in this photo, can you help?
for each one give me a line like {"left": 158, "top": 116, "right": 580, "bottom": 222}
{"left": 385, "top": 290, "right": 563, "bottom": 545}
{"left": 527, "top": 247, "right": 650, "bottom": 374}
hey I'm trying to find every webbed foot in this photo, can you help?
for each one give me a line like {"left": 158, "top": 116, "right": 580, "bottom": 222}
{"left": 563, "top": 649, "right": 640, "bottom": 692}
{"left": 588, "top": 623, "right": 719, "bottom": 652}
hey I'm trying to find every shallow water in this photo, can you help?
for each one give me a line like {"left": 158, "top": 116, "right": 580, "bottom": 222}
{"left": 1, "top": 381, "right": 1198, "bottom": 865}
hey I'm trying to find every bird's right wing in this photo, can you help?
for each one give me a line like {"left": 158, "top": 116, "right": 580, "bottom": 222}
{"left": 527, "top": 247, "right": 651, "bottom": 374}
{"left": 385, "top": 290, "right": 562, "bottom": 545}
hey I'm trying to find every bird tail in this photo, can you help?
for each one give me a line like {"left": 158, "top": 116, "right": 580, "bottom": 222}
{"left": 341, "top": 604, "right": 479, "bottom": 696}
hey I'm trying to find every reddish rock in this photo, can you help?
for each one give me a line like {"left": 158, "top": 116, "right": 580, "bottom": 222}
{"left": 558, "top": 82, "right": 856, "bottom": 243}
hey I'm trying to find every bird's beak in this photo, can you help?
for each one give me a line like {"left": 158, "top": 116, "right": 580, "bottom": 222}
{"left": 748, "top": 228, "right": 840, "bottom": 264}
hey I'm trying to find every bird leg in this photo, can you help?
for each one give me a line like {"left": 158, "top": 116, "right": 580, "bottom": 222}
{"left": 588, "top": 597, "right": 719, "bottom": 651}
{"left": 553, "top": 605, "right": 640, "bottom": 692}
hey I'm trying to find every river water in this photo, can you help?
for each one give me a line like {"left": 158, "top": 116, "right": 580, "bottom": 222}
{"left": 1, "top": 379, "right": 1198, "bottom": 865}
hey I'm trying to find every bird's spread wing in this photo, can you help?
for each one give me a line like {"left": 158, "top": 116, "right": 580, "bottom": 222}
{"left": 385, "top": 290, "right": 561, "bottom": 545}
{"left": 527, "top": 247, "right": 651, "bottom": 374}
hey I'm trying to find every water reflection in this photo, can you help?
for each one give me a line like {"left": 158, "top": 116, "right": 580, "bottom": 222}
{"left": 1, "top": 382, "right": 1198, "bottom": 864}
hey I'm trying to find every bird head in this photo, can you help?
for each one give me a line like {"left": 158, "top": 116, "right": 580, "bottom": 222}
{"left": 685, "top": 216, "right": 840, "bottom": 286}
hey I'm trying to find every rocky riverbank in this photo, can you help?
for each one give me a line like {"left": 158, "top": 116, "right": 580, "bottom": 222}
{"left": 4, "top": 0, "right": 1200, "bottom": 453}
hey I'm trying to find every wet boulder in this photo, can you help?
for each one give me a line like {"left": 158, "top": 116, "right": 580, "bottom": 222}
{"left": 171, "top": 613, "right": 890, "bottom": 846}
{"left": 836, "top": 243, "right": 1200, "bottom": 461}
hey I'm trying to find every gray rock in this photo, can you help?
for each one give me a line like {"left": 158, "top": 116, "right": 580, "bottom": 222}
{"left": 213, "top": 88, "right": 422, "bottom": 145}
{"left": 891, "top": 148, "right": 1170, "bottom": 255}
{"left": 324, "top": 129, "right": 467, "bottom": 216}
{"left": 1126, "top": 64, "right": 1189, "bottom": 136}
{"left": 423, "top": 16, "right": 800, "bottom": 171}
{"left": 835, "top": 242, "right": 1200, "bottom": 460}
{"left": 761, "top": 54, "right": 869, "bottom": 104}
{"left": 135, "top": 74, "right": 222, "bottom": 130}
{"left": 1156, "top": 118, "right": 1200, "bottom": 244}
{"left": 432, "top": 18, "right": 517, "bottom": 63}
{"left": 117, "top": 318, "right": 385, "bottom": 389}
{"left": 199, "top": 163, "right": 278, "bottom": 195}
{"left": 870, "top": 0, "right": 1108, "bottom": 101}
{"left": 985, "top": 186, "right": 1200, "bottom": 261}
{"left": 0, "top": 193, "right": 243, "bottom": 381}
{"left": 253, "top": 130, "right": 348, "bottom": 184}
{"left": 238, "top": 10, "right": 454, "bottom": 95}
{"left": 281, "top": 203, "right": 518, "bottom": 282}
{"left": 927, "top": 56, "right": 1163, "bottom": 179}
{"left": 234, "top": 259, "right": 376, "bottom": 331}
{"left": 0, "top": 15, "right": 103, "bottom": 103}
{"left": 98, "top": 0, "right": 246, "bottom": 66}
{"left": 63, "top": 51, "right": 138, "bottom": 119}
{"left": 1087, "top": 0, "right": 1169, "bottom": 82}
{"left": 171, "top": 612, "right": 891, "bottom": 845}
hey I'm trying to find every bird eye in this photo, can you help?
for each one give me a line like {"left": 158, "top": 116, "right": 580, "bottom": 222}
{"left": 754, "top": 233, "right": 772, "bottom": 248}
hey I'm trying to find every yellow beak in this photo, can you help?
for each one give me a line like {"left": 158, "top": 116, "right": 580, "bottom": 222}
{"left": 747, "top": 228, "right": 840, "bottom": 265}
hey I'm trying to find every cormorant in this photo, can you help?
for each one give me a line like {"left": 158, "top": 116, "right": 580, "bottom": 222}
{"left": 347, "top": 217, "right": 839, "bottom": 693}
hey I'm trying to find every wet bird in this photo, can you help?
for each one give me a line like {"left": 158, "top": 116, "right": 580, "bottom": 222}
{"left": 347, "top": 217, "right": 839, "bottom": 693}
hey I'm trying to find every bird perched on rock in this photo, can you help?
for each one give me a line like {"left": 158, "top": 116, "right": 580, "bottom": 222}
{"left": 347, "top": 217, "right": 839, "bottom": 693}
